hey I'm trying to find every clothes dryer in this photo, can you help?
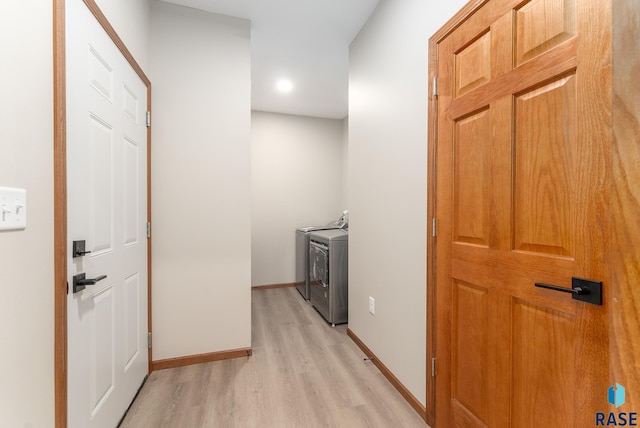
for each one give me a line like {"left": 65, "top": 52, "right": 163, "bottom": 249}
{"left": 308, "top": 229, "right": 348, "bottom": 326}
{"left": 295, "top": 212, "right": 348, "bottom": 300}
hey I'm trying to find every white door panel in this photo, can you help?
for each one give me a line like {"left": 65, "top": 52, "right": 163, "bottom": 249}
{"left": 90, "top": 286, "right": 115, "bottom": 417}
{"left": 67, "top": 0, "right": 148, "bottom": 426}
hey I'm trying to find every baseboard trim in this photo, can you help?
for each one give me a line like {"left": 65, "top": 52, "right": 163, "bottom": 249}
{"left": 151, "top": 347, "right": 252, "bottom": 372}
{"left": 251, "top": 282, "right": 297, "bottom": 290}
{"left": 346, "top": 328, "right": 427, "bottom": 422}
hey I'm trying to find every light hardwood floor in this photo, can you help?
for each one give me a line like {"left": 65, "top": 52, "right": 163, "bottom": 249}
{"left": 120, "top": 287, "right": 429, "bottom": 428}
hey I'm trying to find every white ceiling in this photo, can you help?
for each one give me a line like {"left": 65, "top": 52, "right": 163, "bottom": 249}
{"left": 160, "top": 0, "right": 381, "bottom": 119}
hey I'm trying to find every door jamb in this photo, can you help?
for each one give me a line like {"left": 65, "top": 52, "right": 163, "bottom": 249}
{"left": 53, "top": 1, "right": 152, "bottom": 426}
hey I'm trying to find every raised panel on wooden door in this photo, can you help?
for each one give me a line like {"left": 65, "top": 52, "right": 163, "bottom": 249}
{"left": 452, "top": 280, "right": 489, "bottom": 426}
{"left": 455, "top": 31, "right": 491, "bottom": 97}
{"left": 453, "top": 108, "right": 491, "bottom": 247}
{"left": 513, "top": 74, "right": 577, "bottom": 257}
{"left": 511, "top": 299, "right": 575, "bottom": 427}
{"left": 515, "top": 0, "right": 577, "bottom": 66}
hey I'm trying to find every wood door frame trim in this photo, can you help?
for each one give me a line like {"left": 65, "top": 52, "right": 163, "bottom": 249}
{"left": 53, "top": 1, "right": 152, "bottom": 426}
{"left": 611, "top": 1, "right": 640, "bottom": 408}
{"left": 425, "top": 1, "right": 488, "bottom": 426}
{"left": 151, "top": 348, "right": 253, "bottom": 372}
{"left": 53, "top": 1, "right": 67, "bottom": 426}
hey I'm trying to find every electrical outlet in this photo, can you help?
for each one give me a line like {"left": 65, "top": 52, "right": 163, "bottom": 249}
{"left": 369, "top": 296, "right": 375, "bottom": 315}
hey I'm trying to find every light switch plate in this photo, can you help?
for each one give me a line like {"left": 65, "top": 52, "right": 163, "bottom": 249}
{"left": 0, "top": 187, "right": 27, "bottom": 231}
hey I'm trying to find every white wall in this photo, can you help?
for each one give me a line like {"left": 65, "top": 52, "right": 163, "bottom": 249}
{"left": 342, "top": 117, "right": 349, "bottom": 210}
{"left": 348, "top": 0, "right": 468, "bottom": 405}
{"left": 150, "top": 1, "right": 252, "bottom": 359}
{"left": 251, "top": 111, "right": 345, "bottom": 286}
{"left": 0, "top": 3, "right": 54, "bottom": 426}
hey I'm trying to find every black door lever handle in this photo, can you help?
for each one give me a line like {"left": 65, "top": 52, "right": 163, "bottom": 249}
{"left": 76, "top": 275, "right": 107, "bottom": 286}
{"left": 73, "top": 273, "right": 107, "bottom": 293}
{"left": 534, "top": 277, "right": 602, "bottom": 306}
{"left": 72, "top": 240, "right": 92, "bottom": 258}
{"left": 534, "top": 282, "right": 588, "bottom": 295}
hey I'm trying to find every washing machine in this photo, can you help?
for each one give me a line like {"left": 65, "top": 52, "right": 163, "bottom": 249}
{"left": 295, "top": 212, "right": 348, "bottom": 300}
{"left": 308, "top": 229, "right": 348, "bottom": 326}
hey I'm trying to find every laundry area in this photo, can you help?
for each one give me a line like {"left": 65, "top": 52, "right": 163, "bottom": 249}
{"left": 250, "top": 113, "right": 350, "bottom": 329}
{"left": 295, "top": 212, "right": 349, "bottom": 326}
{"left": 250, "top": 111, "right": 349, "bottom": 303}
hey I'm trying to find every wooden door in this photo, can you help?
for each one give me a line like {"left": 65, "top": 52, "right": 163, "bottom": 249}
{"left": 430, "top": 0, "right": 611, "bottom": 426}
{"left": 66, "top": 0, "right": 149, "bottom": 426}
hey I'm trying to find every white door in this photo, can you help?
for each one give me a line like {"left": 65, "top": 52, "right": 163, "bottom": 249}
{"left": 66, "top": 0, "right": 148, "bottom": 426}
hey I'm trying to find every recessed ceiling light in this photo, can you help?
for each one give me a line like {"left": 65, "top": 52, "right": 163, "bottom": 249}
{"left": 276, "top": 79, "right": 293, "bottom": 93}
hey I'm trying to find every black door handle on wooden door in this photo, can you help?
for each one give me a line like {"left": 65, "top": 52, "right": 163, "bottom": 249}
{"left": 535, "top": 277, "right": 602, "bottom": 306}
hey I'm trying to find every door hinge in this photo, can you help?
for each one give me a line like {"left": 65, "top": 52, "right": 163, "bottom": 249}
{"left": 146, "top": 111, "right": 151, "bottom": 127}
{"left": 146, "top": 222, "right": 151, "bottom": 238}
{"left": 433, "top": 76, "right": 438, "bottom": 97}
{"left": 432, "top": 218, "right": 437, "bottom": 237}
{"left": 432, "top": 358, "right": 437, "bottom": 377}
{"left": 147, "top": 332, "right": 152, "bottom": 349}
